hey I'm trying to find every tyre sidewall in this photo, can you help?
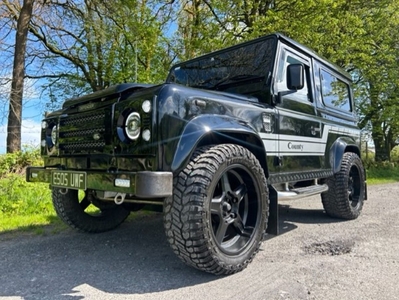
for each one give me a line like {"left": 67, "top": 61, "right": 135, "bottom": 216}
{"left": 202, "top": 150, "right": 268, "bottom": 268}
{"left": 52, "top": 188, "right": 130, "bottom": 233}
{"left": 342, "top": 153, "right": 365, "bottom": 217}
{"left": 322, "top": 152, "right": 366, "bottom": 219}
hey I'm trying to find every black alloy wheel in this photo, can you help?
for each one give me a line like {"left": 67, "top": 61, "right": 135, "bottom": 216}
{"left": 164, "top": 144, "right": 269, "bottom": 275}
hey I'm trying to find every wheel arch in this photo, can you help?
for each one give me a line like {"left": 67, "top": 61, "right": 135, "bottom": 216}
{"left": 330, "top": 138, "right": 361, "bottom": 174}
{"left": 171, "top": 115, "right": 269, "bottom": 178}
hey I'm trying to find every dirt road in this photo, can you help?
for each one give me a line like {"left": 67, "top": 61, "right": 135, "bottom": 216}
{"left": 0, "top": 183, "right": 398, "bottom": 300}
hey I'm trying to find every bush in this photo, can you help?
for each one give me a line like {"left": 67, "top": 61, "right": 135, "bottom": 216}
{"left": 367, "top": 162, "right": 399, "bottom": 182}
{"left": 391, "top": 146, "right": 399, "bottom": 163}
{"left": 0, "top": 174, "right": 52, "bottom": 216}
{"left": 0, "top": 148, "right": 43, "bottom": 178}
{"left": 0, "top": 149, "right": 51, "bottom": 218}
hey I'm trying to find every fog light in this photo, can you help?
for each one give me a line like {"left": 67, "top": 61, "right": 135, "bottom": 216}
{"left": 115, "top": 178, "right": 130, "bottom": 188}
{"left": 142, "top": 100, "right": 151, "bottom": 113}
{"left": 41, "top": 139, "right": 46, "bottom": 147}
{"left": 142, "top": 129, "right": 151, "bottom": 141}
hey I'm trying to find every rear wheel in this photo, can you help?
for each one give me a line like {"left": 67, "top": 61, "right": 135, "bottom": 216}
{"left": 52, "top": 188, "right": 130, "bottom": 233}
{"left": 322, "top": 152, "right": 365, "bottom": 219}
{"left": 164, "top": 144, "right": 269, "bottom": 275}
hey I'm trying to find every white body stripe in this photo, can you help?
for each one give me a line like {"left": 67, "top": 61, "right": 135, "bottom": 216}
{"left": 260, "top": 125, "right": 360, "bottom": 156}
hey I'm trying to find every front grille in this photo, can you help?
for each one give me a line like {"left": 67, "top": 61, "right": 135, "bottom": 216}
{"left": 58, "top": 110, "right": 107, "bottom": 154}
{"left": 62, "top": 113, "right": 105, "bottom": 125}
{"left": 63, "top": 128, "right": 105, "bottom": 138}
{"left": 62, "top": 141, "right": 106, "bottom": 150}
{"left": 142, "top": 115, "right": 151, "bottom": 130}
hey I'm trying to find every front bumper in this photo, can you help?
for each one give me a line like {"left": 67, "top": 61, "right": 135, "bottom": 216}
{"left": 26, "top": 167, "right": 173, "bottom": 199}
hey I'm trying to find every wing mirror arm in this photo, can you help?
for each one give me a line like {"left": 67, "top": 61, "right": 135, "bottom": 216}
{"left": 276, "top": 90, "right": 297, "bottom": 104}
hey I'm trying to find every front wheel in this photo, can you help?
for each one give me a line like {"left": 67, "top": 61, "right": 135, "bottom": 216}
{"left": 164, "top": 144, "right": 269, "bottom": 275}
{"left": 321, "top": 152, "right": 366, "bottom": 219}
{"left": 52, "top": 188, "right": 130, "bottom": 233}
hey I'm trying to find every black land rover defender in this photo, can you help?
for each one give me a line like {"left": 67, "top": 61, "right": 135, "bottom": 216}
{"left": 27, "top": 33, "right": 367, "bottom": 275}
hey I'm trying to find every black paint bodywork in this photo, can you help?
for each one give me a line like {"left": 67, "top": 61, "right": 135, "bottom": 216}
{"left": 27, "top": 33, "right": 366, "bottom": 225}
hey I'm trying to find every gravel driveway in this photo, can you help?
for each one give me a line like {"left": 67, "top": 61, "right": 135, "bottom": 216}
{"left": 0, "top": 183, "right": 398, "bottom": 300}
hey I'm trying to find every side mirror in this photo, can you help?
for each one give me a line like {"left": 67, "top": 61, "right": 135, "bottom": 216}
{"left": 287, "top": 64, "right": 304, "bottom": 90}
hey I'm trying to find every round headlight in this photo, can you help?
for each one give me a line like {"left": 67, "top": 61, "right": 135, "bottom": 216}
{"left": 142, "top": 100, "right": 152, "bottom": 113}
{"left": 51, "top": 126, "right": 58, "bottom": 145}
{"left": 125, "top": 112, "right": 141, "bottom": 140}
{"left": 41, "top": 121, "right": 47, "bottom": 129}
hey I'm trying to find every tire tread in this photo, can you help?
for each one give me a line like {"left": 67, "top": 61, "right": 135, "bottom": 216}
{"left": 321, "top": 152, "right": 365, "bottom": 220}
{"left": 164, "top": 144, "right": 269, "bottom": 275}
{"left": 52, "top": 189, "right": 130, "bottom": 233}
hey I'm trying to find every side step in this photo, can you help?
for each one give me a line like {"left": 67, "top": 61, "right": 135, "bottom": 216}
{"left": 277, "top": 184, "right": 328, "bottom": 201}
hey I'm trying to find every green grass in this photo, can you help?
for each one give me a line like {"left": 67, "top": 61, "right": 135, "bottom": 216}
{"left": 366, "top": 164, "right": 399, "bottom": 185}
{"left": 367, "top": 178, "right": 398, "bottom": 185}
{"left": 0, "top": 173, "right": 62, "bottom": 235}
{"left": 0, "top": 214, "right": 66, "bottom": 234}
{"left": 0, "top": 171, "right": 158, "bottom": 235}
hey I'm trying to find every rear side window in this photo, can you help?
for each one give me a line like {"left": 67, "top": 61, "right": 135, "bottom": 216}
{"left": 320, "top": 69, "right": 351, "bottom": 111}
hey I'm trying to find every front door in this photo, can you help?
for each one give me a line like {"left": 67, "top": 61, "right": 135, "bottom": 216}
{"left": 274, "top": 46, "right": 324, "bottom": 174}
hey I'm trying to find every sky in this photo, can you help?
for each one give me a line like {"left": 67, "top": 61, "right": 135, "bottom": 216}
{"left": 0, "top": 119, "right": 42, "bottom": 153}
{"left": 0, "top": 17, "right": 51, "bottom": 155}
{"left": 0, "top": 78, "right": 43, "bottom": 154}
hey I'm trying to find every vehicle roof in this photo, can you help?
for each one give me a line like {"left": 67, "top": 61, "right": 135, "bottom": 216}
{"left": 274, "top": 33, "right": 352, "bottom": 81}
{"left": 169, "top": 33, "right": 352, "bottom": 82}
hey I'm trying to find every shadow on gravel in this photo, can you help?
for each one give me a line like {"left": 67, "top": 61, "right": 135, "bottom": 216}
{"left": 0, "top": 204, "right": 350, "bottom": 299}
{"left": 0, "top": 216, "right": 68, "bottom": 239}
{"left": 279, "top": 205, "right": 343, "bottom": 224}
{"left": 266, "top": 204, "right": 346, "bottom": 239}
{"left": 0, "top": 213, "right": 217, "bottom": 300}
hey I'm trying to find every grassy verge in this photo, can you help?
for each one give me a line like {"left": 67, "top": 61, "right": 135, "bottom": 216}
{"left": 367, "top": 164, "right": 399, "bottom": 185}
{"left": 0, "top": 174, "right": 66, "bottom": 234}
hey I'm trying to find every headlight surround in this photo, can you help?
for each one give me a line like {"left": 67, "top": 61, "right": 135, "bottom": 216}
{"left": 125, "top": 112, "right": 141, "bottom": 140}
{"left": 51, "top": 125, "right": 58, "bottom": 145}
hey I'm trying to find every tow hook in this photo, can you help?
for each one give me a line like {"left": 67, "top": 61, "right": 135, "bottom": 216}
{"left": 114, "top": 192, "right": 126, "bottom": 205}
{"left": 59, "top": 188, "right": 68, "bottom": 195}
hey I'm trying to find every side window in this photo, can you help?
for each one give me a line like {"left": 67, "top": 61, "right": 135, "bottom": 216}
{"left": 276, "top": 49, "right": 310, "bottom": 102}
{"left": 320, "top": 69, "right": 351, "bottom": 111}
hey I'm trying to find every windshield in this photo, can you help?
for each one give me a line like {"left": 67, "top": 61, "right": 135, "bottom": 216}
{"left": 167, "top": 36, "right": 276, "bottom": 100}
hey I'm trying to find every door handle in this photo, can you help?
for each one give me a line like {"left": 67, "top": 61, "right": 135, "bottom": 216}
{"left": 311, "top": 126, "right": 321, "bottom": 136}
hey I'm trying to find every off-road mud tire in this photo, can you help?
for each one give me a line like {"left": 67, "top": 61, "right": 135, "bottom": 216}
{"left": 164, "top": 144, "right": 269, "bottom": 275}
{"left": 321, "top": 152, "right": 365, "bottom": 219}
{"left": 52, "top": 188, "right": 130, "bottom": 233}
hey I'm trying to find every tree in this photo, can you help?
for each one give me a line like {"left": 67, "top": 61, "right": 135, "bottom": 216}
{"left": 355, "top": 3, "right": 399, "bottom": 161}
{"left": 1, "top": 0, "right": 176, "bottom": 150}
{"left": 4, "top": 0, "right": 34, "bottom": 153}
{"left": 177, "top": 0, "right": 399, "bottom": 161}
{"left": 1, "top": 0, "right": 177, "bottom": 152}
{"left": 2, "top": 0, "right": 398, "bottom": 159}
{"left": 3, "top": 0, "right": 175, "bottom": 106}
